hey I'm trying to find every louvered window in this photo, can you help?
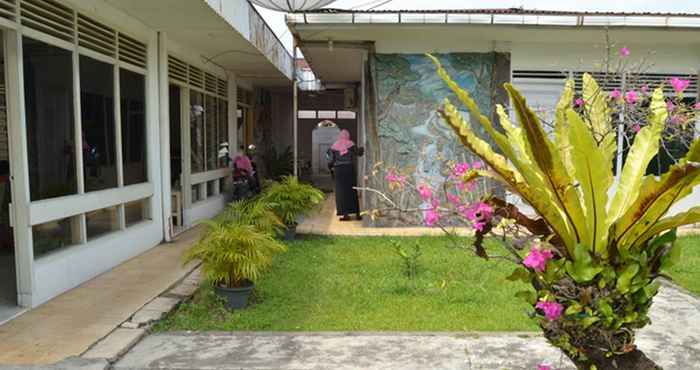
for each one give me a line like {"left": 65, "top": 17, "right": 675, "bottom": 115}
{"left": 118, "top": 32, "right": 147, "bottom": 69}
{"left": 188, "top": 65, "right": 204, "bottom": 89}
{"left": 20, "top": 0, "right": 74, "bottom": 42}
{"left": 217, "top": 78, "right": 227, "bottom": 98}
{"left": 0, "top": 0, "right": 16, "bottom": 22}
{"left": 77, "top": 14, "right": 116, "bottom": 57}
{"left": 205, "top": 72, "right": 218, "bottom": 95}
{"left": 168, "top": 56, "right": 188, "bottom": 84}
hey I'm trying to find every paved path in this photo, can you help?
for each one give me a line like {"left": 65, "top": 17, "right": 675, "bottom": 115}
{"left": 0, "top": 227, "right": 203, "bottom": 365}
{"left": 114, "top": 283, "right": 700, "bottom": 370}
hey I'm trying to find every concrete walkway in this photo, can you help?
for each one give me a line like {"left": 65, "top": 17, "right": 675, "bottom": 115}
{"left": 114, "top": 283, "right": 700, "bottom": 370}
{"left": 297, "top": 195, "right": 472, "bottom": 237}
{"left": 0, "top": 227, "right": 203, "bottom": 365}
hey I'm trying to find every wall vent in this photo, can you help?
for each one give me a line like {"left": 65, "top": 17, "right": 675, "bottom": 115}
{"left": 0, "top": 0, "right": 17, "bottom": 22}
{"left": 217, "top": 77, "right": 227, "bottom": 98}
{"left": 20, "top": 0, "right": 74, "bottom": 42}
{"left": 168, "top": 55, "right": 188, "bottom": 84}
{"left": 204, "top": 72, "right": 218, "bottom": 95}
{"left": 118, "top": 32, "right": 147, "bottom": 69}
{"left": 188, "top": 65, "right": 204, "bottom": 89}
{"left": 77, "top": 14, "right": 116, "bottom": 57}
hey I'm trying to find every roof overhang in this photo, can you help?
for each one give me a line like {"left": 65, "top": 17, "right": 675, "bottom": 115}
{"left": 105, "top": 0, "right": 293, "bottom": 87}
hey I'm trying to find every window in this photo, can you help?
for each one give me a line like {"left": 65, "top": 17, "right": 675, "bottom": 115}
{"left": 33, "top": 216, "right": 80, "bottom": 258}
{"left": 318, "top": 110, "right": 336, "bottom": 119}
{"left": 337, "top": 111, "right": 357, "bottom": 119}
{"left": 120, "top": 69, "right": 147, "bottom": 185}
{"left": 86, "top": 206, "right": 120, "bottom": 240}
{"left": 192, "top": 184, "right": 202, "bottom": 203}
{"left": 218, "top": 98, "right": 229, "bottom": 168}
{"left": 205, "top": 95, "right": 218, "bottom": 170}
{"left": 191, "top": 92, "right": 205, "bottom": 173}
{"left": 298, "top": 110, "right": 316, "bottom": 119}
{"left": 125, "top": 198, "right": 151, "bottom": 227}
{"left": 23, "top": 37, "right": 77, "bottom": 201}
{"left": 80, "top": 56, "right": 117, "bottom": 192}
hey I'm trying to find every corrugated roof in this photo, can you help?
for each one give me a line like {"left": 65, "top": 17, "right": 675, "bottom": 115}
{"left": 297, "top": 8, "right": 700, "bottom": 17}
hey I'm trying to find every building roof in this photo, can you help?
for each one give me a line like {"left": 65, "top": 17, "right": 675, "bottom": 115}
{"left": 286, "top": 7, "right": 700, "bottom": 28}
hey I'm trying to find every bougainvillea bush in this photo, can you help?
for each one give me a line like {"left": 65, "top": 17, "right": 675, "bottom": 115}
{"left": 365, "top": 51, "right": 700, "bottom": 370}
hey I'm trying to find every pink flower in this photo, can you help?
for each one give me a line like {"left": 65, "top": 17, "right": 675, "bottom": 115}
{"left": 624, "top": 90, "right": 639, "bottom": 105}
{"left": 424, "top": 209, "right": 440, "bottom": 227}
{"left": 670, "top": 77, "right": 690, "bottom": 95}
{"left": 385, "top": 171, "right": 406, "bottom": 187}
{"left": 669, "top": 115, "right": 685, "bottom": 125}
{"left": 694, "top": 102, "right": 700, "bottom": 110}
{"left": 417, "top": 185, "right": 433, "bottom": 201}
{"left": 447, "top": 193, "right": 461, "bottom": 206}
{"left": 632, "top": 123, "right": 641, "bottom": 133}
{"left": 574, "top": 98, "right": 585, "bottom": 107}
{"left": 536, "top": 300, "right": 564, "bottom": 321}
{"left": 640, "top": 84, "right": 649, "bottom": 95}
{"left": 619, "top": 46, "right": 630, "bottom": 57}
{"left": 537, "top": 364, "right": 553, "bottom": 370}
{"left": 523, "top": 246, "right": 554, "bottom": 273}
{"left": 472, "top": 161, "right": 483, "bottom": 170}
{"left": 452, "top": 162, "right": 470, "bottom": 178}
{"left": 667, "top": 100, "right": 676, "bottom": 112}
{"left": 609, "top": 89, "right": 622, "bottom": 100}
{"left": 464, "top": 202, "right": 493, "bottom": 231}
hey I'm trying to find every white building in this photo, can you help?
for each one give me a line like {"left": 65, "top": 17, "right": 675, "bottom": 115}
{"left": 0, "top": 0, "right": 291, "bottom": 322}
{"left": 285, "top": 8, "right": 700, "bottom": 219}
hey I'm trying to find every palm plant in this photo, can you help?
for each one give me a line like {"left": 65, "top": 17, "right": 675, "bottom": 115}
{"left": 262, "top": 176, "right": 325, "bottom": 227}
{"left": 429, "top": 54, "right": 699, "bottom": 370}
{"left": 184, "top": 199, "right": 287, "bottom": 291}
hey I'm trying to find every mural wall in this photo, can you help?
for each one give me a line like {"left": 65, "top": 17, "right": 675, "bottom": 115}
{"left": 367, "top": 53, "right": 507, "bottom": 225}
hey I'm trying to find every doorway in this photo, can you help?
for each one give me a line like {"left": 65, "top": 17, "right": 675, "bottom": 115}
{"left": 169, "top": 84, "right": 183, "bottom": 234}
{"left": 0, "top": 30, "right": 21, "bottom": 323}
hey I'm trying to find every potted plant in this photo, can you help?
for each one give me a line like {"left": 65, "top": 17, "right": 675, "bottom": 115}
{"left": 183, "top": 199, "right": 287, "bottom": 310}
{"left": 262, "top": 176, "right": 324, "bottom": 240}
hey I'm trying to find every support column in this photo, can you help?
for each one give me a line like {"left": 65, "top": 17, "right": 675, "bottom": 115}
{"left": 157, "top": 32, "right": 172, "bottom": 241}
{"left": 5, "top": 29, "right": 34, "bottom": 307}
{"left": 293, "top": 40, "right": 299, "bottom": 177}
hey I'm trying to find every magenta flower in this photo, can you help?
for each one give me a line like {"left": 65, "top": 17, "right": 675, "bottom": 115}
{"left": 452, "top": 162, "right": 471, "bottom": 178}
{"left": 670, "top": 77, "right": 690, "bottom": 95}
{"left": 574, "top": 98, "right": 585, "bottom": 107}
{"left": 417, "top": 185, "right": 433, "bottom": 201}
{"left": 447, "top": 193, "right": 461, "bottom": 206}
{"left": 536, "top": 300, "right": 564, "bottom": 321}
{"left": 385, "top": 171, "right": 406, "bottom": 187}
{"left": 523, "top": 246, "right": 554, "bottom": 273}
{"left": 624, "top": 90, "right": 639, "bottom": 105}
{"left": 464, "top": 202, "right": 493, "bottom": 231}
{"left": 669, "top": 115, "right": 685, "bottom": 125}
{"left": 632, "top": 123, "right": 641, "bottom": 133}
{"left": 609, "top": 89, "right": 622, "bottom": 100}
{"left": 537, "top": 364, "right": 553, "bottom": 370}
{"left": 424, "top": 209, "right": 440, "bottom": 227}
{"left": 619, "top": 46, "right": 630, "bottom": 57}
{"left": 640, "top": 84, "right": 649, "bottom": 95}
{"left": 472, "top": 161, "right": 483, "bottom": 170}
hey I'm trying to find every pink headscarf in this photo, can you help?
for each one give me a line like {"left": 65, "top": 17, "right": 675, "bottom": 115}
{"left": 331, "top": 129, "right": 354, "bottom": 155}
{"left": 234, "top": 152, "right": 253, "bottom": 175}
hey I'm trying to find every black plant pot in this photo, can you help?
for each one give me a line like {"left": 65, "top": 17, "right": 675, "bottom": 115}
{"left": 215, "top": 281, "right": 255, "bottom": 310}
{"left": 284, "top": 224, "right": 297, "bottom": 241}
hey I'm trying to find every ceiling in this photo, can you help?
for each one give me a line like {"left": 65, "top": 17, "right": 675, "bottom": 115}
{"left": 104, "top": 0, "right": 291, "bottom": 87}
{"left": 300, "top": 44, "right": 365, "bottom": 83}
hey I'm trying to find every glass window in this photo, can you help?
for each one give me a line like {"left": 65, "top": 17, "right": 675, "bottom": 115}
{"left": 120, "top": 69, "right": 147, "bottom": 185}
{"left": 125, "top": 198, "right": 151, "bottom": 227}
{"left": 219, "top": 177, "right": 227, "bottom": 194}
{"left": 169, "top": 85, "right": 182, "bottom": 188}
{"left": 23, "top": 37, "right": 77, "bottom": 201}
{"left": 190, "top": 92, "right": 205, "bottom": 173}
{"left": 298, "top": 110, "right": 316, "bottom": 119}
{"left": 205, "top": 95, "right": 218, "bottom": 170}
{"left": 192, "top": 184, "right": 201, "bottom": 203}
{"left": 80, "top": 56, "right": 117, "bottom": 192}
{"left": 207, "top": 180, "right": 216, "bottom": 197}
{"left": 337, "top": 111, "right": 357, "bottom": 119}
{"left": 218, "top": 98, "right": 229, "bottom": 168}
{"left": 318, "top": 110, "right": 336, "bottom": 119}
{"left": 33, "top": 216, "right": 79, "bottom": 258}
{"left": 86, "top": 206, "right": 120, "bottom": 240}
{"left": 237, "top": 105, "right": 246, "bottom": 148}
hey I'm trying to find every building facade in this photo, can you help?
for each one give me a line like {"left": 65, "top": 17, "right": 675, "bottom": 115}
{"left": 0, "top": 0, "right": 291, "bottom": 321}
{"left": 286, "top": 9, "right": 700, "bottom": 223}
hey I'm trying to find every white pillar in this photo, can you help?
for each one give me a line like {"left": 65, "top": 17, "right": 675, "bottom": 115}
{"left": 293, "top": 42, "right": 299, "bottom": 177}
{"left": 157, "top": 32, "right": 172, "bottom": 241}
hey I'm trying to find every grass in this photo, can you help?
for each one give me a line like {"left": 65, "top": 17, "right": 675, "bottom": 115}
{"left": 667, "top": 235, "right": 700, "bottom": 295}
{"left": 155, "top": 235, "right": 537, "bottom": 332}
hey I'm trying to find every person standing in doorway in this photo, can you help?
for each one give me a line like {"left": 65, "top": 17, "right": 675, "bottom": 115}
{"left": 327, "top": 130, "right": 364, "bottom": 221}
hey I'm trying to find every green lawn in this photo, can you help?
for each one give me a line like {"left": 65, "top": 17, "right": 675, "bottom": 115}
{"left": 667, "top": 235, "right": 700, "bottom": 295}
{"left": 155, "top": 234, "right": 700, "bottom": 333}
{"left": 155, "top": 235, "right": 537, "bottom": 332}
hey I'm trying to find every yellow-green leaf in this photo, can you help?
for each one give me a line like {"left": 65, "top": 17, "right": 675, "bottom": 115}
{"left": 637, "top": 207, "right": 700, "bottom": 244}
{"left": 582, "top": 73, "right": 612, "bottom": 142}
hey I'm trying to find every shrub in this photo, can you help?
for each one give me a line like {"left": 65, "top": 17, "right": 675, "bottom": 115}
{"left": 262, "top": 176, "right": 325, "bottom": 227}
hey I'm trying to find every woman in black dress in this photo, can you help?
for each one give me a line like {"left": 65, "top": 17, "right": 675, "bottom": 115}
{"left": 327, "top": 130, "right": 364, "bottom": 221}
